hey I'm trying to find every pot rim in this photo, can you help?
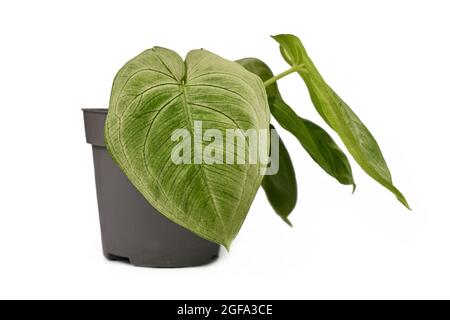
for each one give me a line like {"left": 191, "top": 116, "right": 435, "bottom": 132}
{"left": 82, "top": 108, "right": 107, "bottom": 114}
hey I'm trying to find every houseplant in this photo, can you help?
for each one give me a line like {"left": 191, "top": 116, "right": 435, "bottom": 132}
{"left": 84, "top": 34, "right": 409, "bottom": 267}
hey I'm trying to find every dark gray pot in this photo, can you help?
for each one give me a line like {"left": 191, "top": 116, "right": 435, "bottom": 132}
{"left": 83, "top": 109, "right": 220, "bottom": 268}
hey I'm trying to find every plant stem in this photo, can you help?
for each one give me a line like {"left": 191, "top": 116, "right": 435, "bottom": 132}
{"left": 263, "top": 64, "right": 305, "bottom": 87}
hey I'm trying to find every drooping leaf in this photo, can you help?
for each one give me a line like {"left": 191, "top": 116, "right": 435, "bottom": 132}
{"left": 262, "top": 125, "right": 297, "bottom": 226}
{"left": 105, "top": 47, "right": 271, "bottom": 249}
{"left": 272, "top": 34, "right": 409, "bottom": 209}
{"left": 270, "top": 96, "right": 355, "bottom": 187}
{"left": 237, "top": 58, "right": 355, "bottom": 187}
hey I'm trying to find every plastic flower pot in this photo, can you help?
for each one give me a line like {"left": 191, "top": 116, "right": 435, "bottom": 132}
{"left": 83, "top": 109, "right": 220, "bottom": 268}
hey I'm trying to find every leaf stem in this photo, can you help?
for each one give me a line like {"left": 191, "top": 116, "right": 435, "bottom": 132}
{"left": 264, "top": 64, "right": 305, "bottom": 87}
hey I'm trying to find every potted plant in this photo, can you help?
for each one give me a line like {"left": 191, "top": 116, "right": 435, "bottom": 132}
{"left": 83, "top": 34, "right": 409, "bottom": 268}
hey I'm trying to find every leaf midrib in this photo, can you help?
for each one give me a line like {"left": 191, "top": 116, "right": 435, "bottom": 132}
{"left": 180, "top": 83, "right": 228, "bottom": 235}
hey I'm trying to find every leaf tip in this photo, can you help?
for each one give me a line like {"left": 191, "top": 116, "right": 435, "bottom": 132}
{"left": 399, "top": 197, "right": 412, "bottom": 211}
{"left": 221, "top": 238, "right": 233, "bottom": 251}
{"left": 283, "top": 217, "right": 294, "bottom": 227}
{"left": 270, "top": 34, "right": 284, "bottom": 43}
{"left": 393, "top": 187, "right": 411, "bottom": 210}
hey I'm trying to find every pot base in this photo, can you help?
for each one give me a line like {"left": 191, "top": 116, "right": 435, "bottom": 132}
{"left": 105, "top": 252, "right": 219, "bottom": 268}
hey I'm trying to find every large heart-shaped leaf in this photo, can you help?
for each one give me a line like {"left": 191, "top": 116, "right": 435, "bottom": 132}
{"left": 272, "top": 34, "right": 409, "bottom": 208}
{"left": 105, "top": 47, "right": 270, "bottom": 249}
{"left": 238, "top": 58, "right": 355, "bottom": 187}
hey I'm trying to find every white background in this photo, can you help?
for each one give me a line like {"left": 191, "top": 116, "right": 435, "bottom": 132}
{"left": 0, "top": 0, "right": 448, "bottom": 300}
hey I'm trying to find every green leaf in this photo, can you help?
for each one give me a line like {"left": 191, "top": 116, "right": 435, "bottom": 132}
{"left": 272, "top": 34, "right": 410, "bottom": 209}
{"left": 262, "top": 125, "right": 297, "bottom": 226}
{"left": 237, "top": 58, "right": 355, "bottom": 187}
{"left": 270, "top": 96, "right": 355, "bottom": 187}
{"left": 105, "top": 47, "right": 271, "bottom": 249}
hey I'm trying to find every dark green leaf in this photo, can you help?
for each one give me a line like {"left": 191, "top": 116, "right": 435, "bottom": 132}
{"left": 270, "top": 96, "right": 355, "bottom": 187}
{"left": 272, "top": 34, "right": 410, "bottom": 209}
{"left": 237, "top": 58, "right": 355, "bottom": 187}
{"left": 262, "top": 125, "right": 297, "bottom": 226}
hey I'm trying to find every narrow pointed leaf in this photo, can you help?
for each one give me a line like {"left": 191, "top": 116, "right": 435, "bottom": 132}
{"left": 105, "top": 47, "right": 271, "bottom": 249}
{"left": 272, "top": 34, "right": 409, "bottom": 208}
{"left": 270, "top": 96, "right": 355, "bottom": 187}
{"left": 238, "top": 58, "right": 355, "bottom": 187}
{"left": 262, "top": 125, "right": 297, "bottom": 226}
